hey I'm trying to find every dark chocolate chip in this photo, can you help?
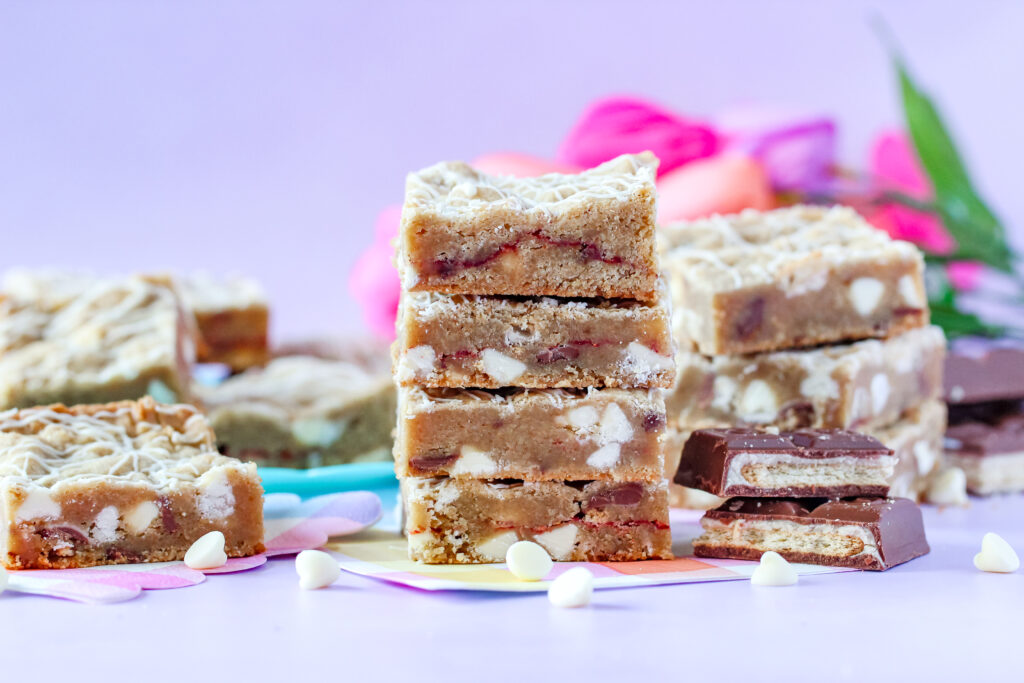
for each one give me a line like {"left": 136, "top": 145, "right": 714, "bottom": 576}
{"left": 586, "top": 482, "right": 644, "bottom": 509}
{"left": 536, "top": 345, "right": 580, "bottom": 365}
{"left": 734, "top": 298, "right": 765, "bottom": 340}
{"left": 642, "top": 412, "right": 666, "bottom": 432}
{"left": 409, "top": 453, "right": 459, "bottom": 472}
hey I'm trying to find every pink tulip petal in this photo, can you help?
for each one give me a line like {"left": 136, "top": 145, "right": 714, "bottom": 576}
{"left": 947, "top": 261, "right": 983, "bottom": 291}
{"left": 718, "top": 105, "right": 837, "bottom": 192}
{"left": 471, "top": 152, "right": 580, "bottom": 177}
{"left": 349, "top": 206, "right": 402, "bottom": 339}
{"left": 656, "top": 155, "right": 774, "bottom": 224}
{"left": 558, "top": 96, "right": 720, "bottom": 176}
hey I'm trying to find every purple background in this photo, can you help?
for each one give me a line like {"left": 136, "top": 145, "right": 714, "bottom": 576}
{"left": 1, "top": 1, "right": 1022, "bottom": 338}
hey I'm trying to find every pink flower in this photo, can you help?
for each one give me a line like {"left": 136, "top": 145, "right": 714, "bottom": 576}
{"left": 348, "top": 206, "right": 401, "bottom": 339}
{"left": 557, "top": 96, "right": 720, "bottom": 176}
{"left": 656, "top": 154, "right": 774, "bottom": 224}
{"left": 716, "top": 104, "right": 837, "bottom": 193}
{"left": 867, "top": 130, "right": 954, "bottom": 254}
{"left": 946, "top": 261, "right": 983, "bottom": 292}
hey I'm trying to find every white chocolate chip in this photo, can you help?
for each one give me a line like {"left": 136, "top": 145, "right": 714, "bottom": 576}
{"left": 548, "top": 567, "right": 594, "bottom": 608}
{"left": 763, "top": 426, "right": 780, "bottom": 435}
{"left": 598, "top": 404, "right": 633, "bottom": 444}
{"left": 184, "top": 531, "right": 227, "bottom": 570}
{"left": 91, "top": 506, "right": 120, "bottom": 543}
{"left": 899, "top": 274, "right": 923, "bottom": 307}
{"left": 197, "top": 469, "right": 236, "bottom": 520}
{"left": 16, "top": 489, "right": 61, "bottom": 522}
{"left": 565, "top": 406, "right": 598, "bottom": 430}
{"left": 870, "top": 374, "right": 891, "bottom": 414}
{"left": 480, "top": 349, "right": 526, "bottom": 385}
{"left": 449, "top": 445, "right": 497, "bottom": 476}
{"left": 737, "top": 380, "right": 778, "bottom": 423}
{"left": 505, "top": 541, "right": 553, "bottom": 581}
{"left": 849, "top": 277, "right": 885, "bottom": 316}
{"left": 534, "top": 524, "right": 579, "bottom": 561}
{"left": 914, "top": 441, "right": 938, "bottom": 477}
{"left": 452, "top": 182, "right": 478, "bottom": 198}
{"left": 711, "top": 375, "right": 737, "bottom": 412}
{"left": 292, "top": 417, "right": 346, "bottom": 448}
{"left": 623, "top": 342, "right": 673, "bottom": 380}
{"left": 295, "top": 549, "right": 341, "bottom": 590}
{"left": 586, "top": 443, "right": 621, "bottom": 469}
{"left": 751, "top": 551, "right": 798, "bottom": 586}
{"left": 927, "top": 467, "right": 968, "bottom": 506}
{"left": 949, "top": 386, "right": 965, "bottom": 403}
{"left": 799, "top": 369, "right": 840, "bottom": 400}
{"left": 407, "top": 529, "right": 437, "bottom": 553}
{"left": 401, "top": 345, "right": 436, "bottom": 381}
{"left": 475, "top": 530, "right": 519, "bottom": 561}
{"left": 974, "top": 533, "right": 1019, "bottom": 573}
{"left": 125, "top": 501, "right": 160, "bottom": 534}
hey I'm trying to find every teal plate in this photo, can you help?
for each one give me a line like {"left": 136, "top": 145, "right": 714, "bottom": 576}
{"left": 258, "top": 462, "right": 397, "bottom": 498}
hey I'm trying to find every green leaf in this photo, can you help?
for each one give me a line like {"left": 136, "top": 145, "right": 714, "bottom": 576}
{"left": 894, "top": 57, "right": 1014, "bottom": 271}
{"left": 928, "top": 301, "right": 1005, "bottom": 338}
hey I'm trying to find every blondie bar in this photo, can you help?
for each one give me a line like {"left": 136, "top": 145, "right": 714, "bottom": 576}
{"left": 178, "top": 272, "right": 269, "bottom": 371}
{"left": 399, "top": 153, "right": 660, "bottom": 300}
{"left": 668, "top": 326, "right": 945, "bottom": 430}
{"left": 394, "top": 387, "right": 666, "bottom": 481}
{"left": 0, "top": 398, "right": 264, "bottom": 569}
{"left": 662, "top": 205, "right": 928, "bottom": 355}
{"left": 403, "top": 477, "right": 671, "bottom": 563}
{"left": 874, "top": 400, "right": 945, "bottom": 500}
{"left": 0, "top": 275, "right": 194, "bottom": 409}
{"left": 395, "top": 291, "right": 674, "bottom": 389}
{"left": 199, "top": 356, "right": 395, "bottom": 468}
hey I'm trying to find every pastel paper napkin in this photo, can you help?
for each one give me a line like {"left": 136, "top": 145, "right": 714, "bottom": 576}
{"left": 5, "top": 491, "right": 381, "bottom": 604}
{"left": 329, "top": 508, "right": 852, "bottom": 592}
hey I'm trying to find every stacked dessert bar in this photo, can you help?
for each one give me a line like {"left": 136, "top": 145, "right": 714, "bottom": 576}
{"left": 393, "top": 153, "right": 676, "bottom": 563}
{"left": 944, "top": 339, "right": 1024, "bottom": 495}
{"left": 660, "top": 205, "right": 947, "bottom": 505}
{"left": 677, "top": 426, "right": 930, "bottom": 570}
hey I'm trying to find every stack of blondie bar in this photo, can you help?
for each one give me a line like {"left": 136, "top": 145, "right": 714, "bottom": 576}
{"left": 661, "top": 205, "right": 947, "bottom": 506}
{"left": 393, "top": 153, "right": 676, "bottom": 563}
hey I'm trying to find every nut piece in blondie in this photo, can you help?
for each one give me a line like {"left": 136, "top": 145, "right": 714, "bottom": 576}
{"left": 662, "top": 205, "right": 928, "bottom": 355}
{"left": 395, "top": 291, "right": 674, "bottom": 389}
{"left": 400, "top": 153, "right": 660, "bottom": 300}
{"left": 394, "top": 387, "right": 667, "bottom": 481}
{"left": 199, "top": 356, "right": 395, "bottom": 468}
{"left": 178, "top": 272, "right": 270, "bottom": 371}
{"left": 403, "top": 477, "right": 671, "bottom": 563}
{"left": 0, "top": 398, "right": 264, "bottom": 569}
{"left": 0, "top": 274, "right": 195, "bottom": 409}
{"left": 668, "top": 326, "right": 945, "bottom": 430}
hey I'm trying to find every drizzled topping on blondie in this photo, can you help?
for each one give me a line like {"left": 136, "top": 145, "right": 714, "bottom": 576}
{"left": 0, "top": 398, "right": 239, "bottom": 488}
{"left": 404, "top": 152, "right": 657, "bottom": 217}
{"left": 0, "top": 276, "right": 189, "bottom": 404}
{"left": 662, "top": 205, "right": 922, "bottom": 289}
{"left": 177, "top": 272, "right": 267, "bottom": 313}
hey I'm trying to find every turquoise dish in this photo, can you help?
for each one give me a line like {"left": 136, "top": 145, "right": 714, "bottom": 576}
{"left": 258, "top": 461, "right": 397, "bottom": 498}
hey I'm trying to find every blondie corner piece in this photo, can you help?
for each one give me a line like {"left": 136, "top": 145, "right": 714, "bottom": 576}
{"left": 0, "top": 398, "right": 264, "bottom": 569}
{"left": 200, "top": 356, "right": 395, "bottom": 468}
{"left": 395, "top": 290, "right": 674, "bottom": 389}
{"left": 399, "top": 153, "right": 660, "bottom": 301}
{"left": 662, "top": 205, "right": 928, "bottom": 355}
{"left": 668, "top": 325, "right": 945, "bottom": 430}
{"left": 394, "top": 387, "right": 666, "bottom": 481}
{"left": 675, "top": 427, "right": 896, "bottom": 499}
{"left": 0, "top": 274, "right": 195, "bottom": 409}
{"left": 403, "top": 477, "right": 671, "bottom": 564}
{"left": 178, "top": 272, "right": 270, "bottom": 371}
{"left": 694, "top": 497, "right": 928, "bottom": 570}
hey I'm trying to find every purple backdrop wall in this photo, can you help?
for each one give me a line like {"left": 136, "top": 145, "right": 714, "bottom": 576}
{"left": 1, "top": 1, "right": 1020, "bottom": 338}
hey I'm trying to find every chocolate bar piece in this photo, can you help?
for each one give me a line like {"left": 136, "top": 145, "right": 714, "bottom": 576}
{"left": 946, "top": 412, "right": 1024, "bottom": 495}
{"left": 675, "top": 428, "right": 895, "bottom": 498}
{"left": 694, "top": 497, "right": 929, "bottom": 570}
{"left": 945, "top": 338, "right": 1024, "bottom": 404}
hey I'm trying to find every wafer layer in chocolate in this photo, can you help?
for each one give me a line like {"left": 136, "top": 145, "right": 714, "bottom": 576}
{"left": 694, "top": 497, "right": 929, "bottom": 571}
{"left": 946, "top": 412, "right": 1024, "bottom": 495}
{"left": 675, "top": 428, "right": 895, "bottom": 498}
